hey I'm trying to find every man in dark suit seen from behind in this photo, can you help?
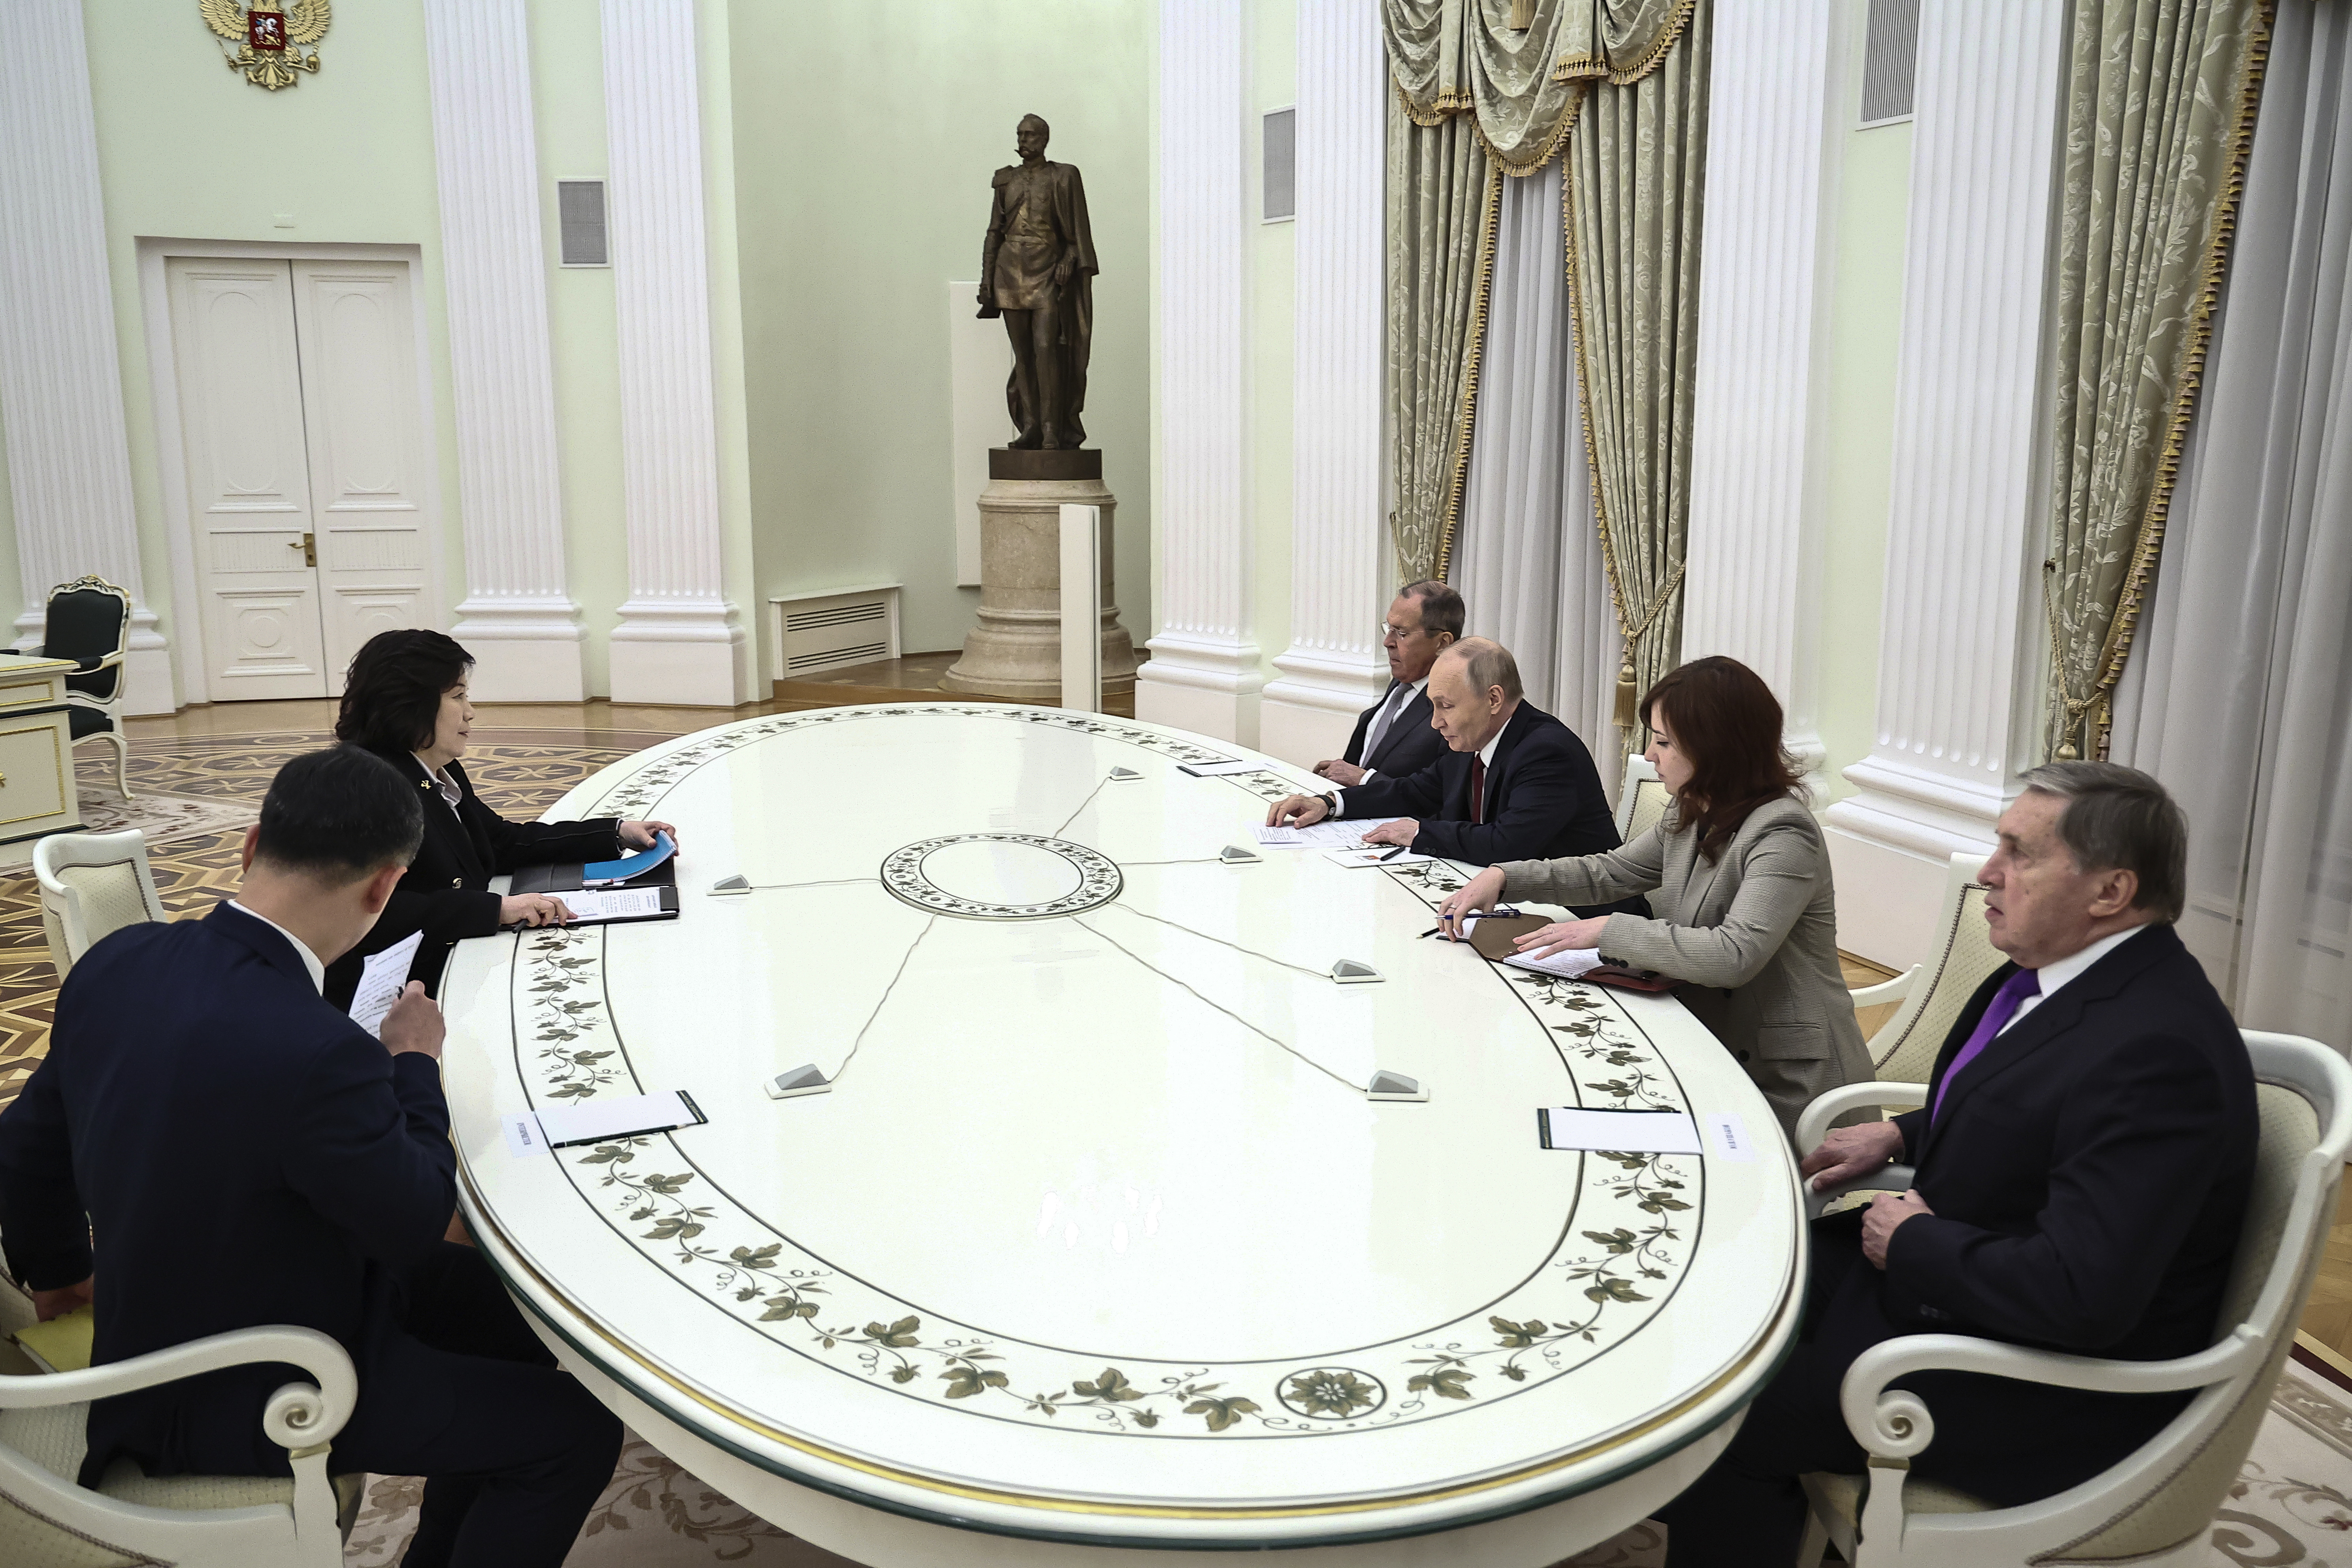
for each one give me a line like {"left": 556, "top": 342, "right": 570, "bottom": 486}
{"left": 1311, "top": 579, "right": 1461, "bottom": 788}
{"left": 0, "top": 747, "right": 622, "bottom": 1568}
{"left": 1656, "top": 762, "right": 2256, "bottom": 1564}
{"left": 1265, "top": 638, "right": 1625, "bottom": 877}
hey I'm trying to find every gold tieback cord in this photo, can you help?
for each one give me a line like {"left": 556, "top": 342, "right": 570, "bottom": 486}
{"left": 1611, "top": 561, "right": 1686, "bottom": 730}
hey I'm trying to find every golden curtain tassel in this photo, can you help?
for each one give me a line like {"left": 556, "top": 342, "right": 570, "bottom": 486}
{"left": 1613, "top": 653, "right": 1640, "bottom": 730}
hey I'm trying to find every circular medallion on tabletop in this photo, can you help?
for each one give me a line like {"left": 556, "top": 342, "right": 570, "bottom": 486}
{"left": 879, "top": 832, "right": 1123, "bottom": 920}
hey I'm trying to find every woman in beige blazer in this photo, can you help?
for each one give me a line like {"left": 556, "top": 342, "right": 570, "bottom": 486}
{"left": 1438, "top": 657, "right": 1871, "bottom": 1140}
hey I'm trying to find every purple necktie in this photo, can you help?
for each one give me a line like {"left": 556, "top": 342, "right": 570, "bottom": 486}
{"left": 1930, "top": 967, "right": 2041, "bottom": 1124}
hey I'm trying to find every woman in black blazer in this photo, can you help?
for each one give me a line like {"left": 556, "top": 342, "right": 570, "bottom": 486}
{"left": 322, "top": 629, "right": 676, "bottom": 1007}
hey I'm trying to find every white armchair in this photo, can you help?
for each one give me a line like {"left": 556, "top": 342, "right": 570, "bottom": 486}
{"left": 1615, "top": 752, "right": 1670, "bottom": 844}
{"left": 33, "top": 829, "right": 167, "bottom": 980}
{"left": 0, "top": 1291, "right": 364, "bottom": 1568}
{"left": 1792, "top": 1031, "right": 2352, "bottom": 1567}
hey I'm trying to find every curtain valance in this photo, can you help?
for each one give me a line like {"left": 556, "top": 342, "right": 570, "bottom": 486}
{"left": 1383, "top": 0, "right": 1695, "bottom": 173}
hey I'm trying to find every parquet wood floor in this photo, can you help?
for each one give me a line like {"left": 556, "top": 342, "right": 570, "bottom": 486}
{"left": 4, "top": 700, "right": 2347, "bottom": 1365}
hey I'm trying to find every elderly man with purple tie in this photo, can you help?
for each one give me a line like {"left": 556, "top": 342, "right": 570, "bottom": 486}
{"left": 1653, "top": 762, "right": 2256, "bottom": 1565}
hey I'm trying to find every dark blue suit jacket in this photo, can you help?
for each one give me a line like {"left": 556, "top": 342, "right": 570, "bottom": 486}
{"left": 1341, "top": 681, "right": 1446, "bottom": 780}
{"left": 0, "top": 903, "right": 456, "bottom": 1481}
{"left": 1887, "top": 922, "right": 2254, "bottom": 1361}
{"left": 1333, "top": 701, "right": 1621, "bottom": 867}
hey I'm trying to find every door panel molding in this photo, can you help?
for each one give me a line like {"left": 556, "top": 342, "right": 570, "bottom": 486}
{"left": 139, "top": 239, "right": 446, "bottom": 704}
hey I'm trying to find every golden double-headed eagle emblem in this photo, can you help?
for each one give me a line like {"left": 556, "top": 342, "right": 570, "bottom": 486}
{"left": 200, "top": 0, "right": 330, "bottom": 91}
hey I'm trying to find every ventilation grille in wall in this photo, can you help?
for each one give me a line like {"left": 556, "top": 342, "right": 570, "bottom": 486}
{"left": 767, "top": 585, "right": 901, "bottom": 682}
{"left": 1263, "top": 107, "right": 1296, "bottom": 222}
{"left": 557, "top": 179, "right": 609, "bottom": 267}
{"left": 1860, "top": 0, "right": 1921, "bottom": 126}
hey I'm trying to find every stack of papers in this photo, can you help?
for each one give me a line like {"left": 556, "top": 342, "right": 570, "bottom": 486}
{"left": 349, "top": 931, "right": 424, "bottom": 1038}
{"left": 558, "top": 887, "right": 669, "bottom": 922}
{"left": 1253, "top": 818, "right": 1408, "bottom": 850}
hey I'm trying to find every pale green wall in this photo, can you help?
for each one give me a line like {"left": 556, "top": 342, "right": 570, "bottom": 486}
{"left": 1250, "top": 0, "right": 1297, "bottom": 679}
{"left": 82, "top": 0, "right": 459, "bottom": 701}
{"left": 727, "top": 0, "right": 1155, "bottom": 661}
{"left": 1814, "top": 4, "right": 1912, "bottom": 803}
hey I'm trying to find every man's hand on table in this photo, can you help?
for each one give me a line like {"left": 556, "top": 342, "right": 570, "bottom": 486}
{"left": 618, "top": 819, "right": 678, "bottom": 850}
{"left": 1266, "top": 793, "right": 1332, "bottom": 828}
{"left": 1359, "top": 818, "right": 1419, "bottom": 848}
{"left": 33, "top": 1275, "right": 91, "bottom": 1323}
{"left": 381, "top": 982, "right": 446, "bottom": 1062}
{"left": 1313, "top": 760, "right": 1368, "bottom": 787}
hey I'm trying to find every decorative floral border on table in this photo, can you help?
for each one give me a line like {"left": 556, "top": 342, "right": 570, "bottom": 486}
{"left": 504, "top": 707, "right": 1708, "bottom": 1440}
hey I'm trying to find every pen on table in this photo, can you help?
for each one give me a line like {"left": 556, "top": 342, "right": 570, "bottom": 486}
{"left": 1378, "top": 846, "right": 1406, "bottom": 861}
{"left": 1417, "top": 924, "right": 1442, "bottom": 938}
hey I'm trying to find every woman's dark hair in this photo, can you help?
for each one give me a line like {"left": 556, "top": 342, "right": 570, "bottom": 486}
{"left": 334, "top": 629, "right": 473, "bottom": 753}
{"left": 1640, "top": 656, "right": 1805, "bottom": 863}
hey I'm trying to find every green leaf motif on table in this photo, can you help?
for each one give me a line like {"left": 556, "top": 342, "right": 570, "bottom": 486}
{"left": 758, "top": 1297, "right": 819, "bottom": 1322}
{"left": 1583, "top": 1228, "right": 1639, "bottom": 1254}
{"left": 1070, "top": 1368, "right": 1142, "bottom": 1403}
{"left": 1024, "top": 1390, "right": 1065, "bottom": 1415}
{"left": 1185, "top": 1396, "right": 1261, "bottom": 1432}
{"left": 641, "top": 1174, "right": 693, "bottom": 1195}
{"left": 643, "top": 1217, "right": 704, "bottom": 1241}
{"left": 1407, "top": 1366, "right": 1475, "bottom": 1401}
{"left": 865, "top": 1316, "right": 921, "bottom": 1348}
{"left": 1131, "top": 1409, "right": 1159, "bottom": 1427}
{"left": 942, "top": 1365, "right": 1010, "bottom": 1399}
{"left": 889, "top": 1365, "right": 919, "bottom": 1384}
{"left": 547, "top": 1082, "right": 596, "bottom": 1100}
{"left": 1583, "top": 1278, "right": 1651, "bottom": 1305}
{"left": 1489, "top": 1315, "right": 1550, "bottom": 1347}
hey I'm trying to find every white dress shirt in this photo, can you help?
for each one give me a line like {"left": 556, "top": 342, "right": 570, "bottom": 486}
{"left": 1358, "top": 677, "right": 1429, "bottom": 781}
{"left": 414, "top": 755, "right": 463, "bottom": 812}
{"left": 227, "top": 901, "right": 328, "bottom": 994}
{"left": 1997, "top": 922, "right": 2150, "bottom": 1036}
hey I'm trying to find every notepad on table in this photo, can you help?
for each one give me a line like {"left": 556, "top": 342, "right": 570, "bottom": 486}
{"left": 1538, "top": 1107, "right": 1704, "bottom": 1155}
{"left": 557, "top": 886, "right": 676, "bottom": 923}
{"left": 505, "top": 1089, "right": 707, "bottom": 1156}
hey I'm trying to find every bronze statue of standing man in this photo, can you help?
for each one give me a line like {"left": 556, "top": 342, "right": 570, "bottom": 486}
{"left": 977, "top": 115, "right": 1097, "bottom": 450}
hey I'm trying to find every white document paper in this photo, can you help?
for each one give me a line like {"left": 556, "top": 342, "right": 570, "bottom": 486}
{"left": 556, "top": 887, "right": 667, "bottom": 922}
{"left": 1323, "top": 846, "right": 1436, "bottom": 867}
{"left": 502, "top": 1111, "right": 551, "bottom": 1159}
{"left": 348, "top": 931, "right": 424, "bottom": 1039}
{"left": 1501, "top": 945, "right": 1604, "bottom": 980}
{"left": 1704, "top": 1112, "right": 1760, "bottom": 1162}
{"left": 1176, "top": 759, "right": 1263, "bottom": 777}
{"left": 1539, "top": 1107, "right": 1704, "bottom": 1155}
{"left": 530, "top": 1090, "right": 704, "bottom": 1150}
{"left": 1253, "top": 818, "right": 1408, "bottom": 850}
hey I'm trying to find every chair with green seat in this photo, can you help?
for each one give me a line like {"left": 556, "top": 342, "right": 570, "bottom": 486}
{"left": 0, "top": 1261, "right": 368, "bottom": 1568}
{"left": 1792, "top": 1031, "right": 2352, "bottom": 1566}
{"left": 4, "top": 577, "right": 134, "bottom": 800}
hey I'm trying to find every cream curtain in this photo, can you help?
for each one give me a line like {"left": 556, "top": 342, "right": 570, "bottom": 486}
{"left": 1562, "top": 0, "right": 1709, "bottom": 751}
{"left": 1387, "top": 104, "right": 1500, "bottom": 586}
{"left": 2111, "top": 0, "right": 2352, "bottom": 1041}
{"left": 1454, "top": 162, "right": 1621, "bottom": 750}
{"left": 2042, "top": 0, "right": 2273, "bottom": 760}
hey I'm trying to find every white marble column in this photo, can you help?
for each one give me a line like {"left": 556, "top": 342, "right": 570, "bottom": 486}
{"left": 1261, "top": 0, "right": 1391, "bottom": 767}
{"left": 1139, "top": 0, "right": 1263, "bottom": 746}
{"left": 422, "top": 0, "right": 587, "bottom": 702}
{"left": 0, "top": 1, "right": 173, "bottom": 714}
{"left": 1683, "top": 2, "right": 1843, "bottom": 797}
{"left": 601, "top": 0, "right": 746, "bottom": 707}
{"left": 1822, "top": 0, "right": 2067, "bottom": 966}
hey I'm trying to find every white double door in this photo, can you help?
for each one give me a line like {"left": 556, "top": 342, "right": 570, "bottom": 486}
{"left": 168, "top": 256, "right": 436, "bottom": 700}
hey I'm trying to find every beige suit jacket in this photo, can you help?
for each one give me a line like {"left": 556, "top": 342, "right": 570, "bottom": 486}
{"left": 1497, "top": 794, "right": 1872, "bottom": 1141}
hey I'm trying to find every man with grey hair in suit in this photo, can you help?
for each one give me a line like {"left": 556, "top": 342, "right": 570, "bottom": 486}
{"left": 1654, "top": 762, "right": 2256, "bottom": 1564}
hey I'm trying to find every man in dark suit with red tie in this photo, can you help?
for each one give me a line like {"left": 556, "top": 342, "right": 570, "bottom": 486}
{"left": 1655, "top": 763, "right": 2256, "bottom": 1565}
{"left": 1312, "top": 580, "right": 1462, "bottom": 788}
{"left": 1264, "top": 637, "right": 1622, "bottom": 870}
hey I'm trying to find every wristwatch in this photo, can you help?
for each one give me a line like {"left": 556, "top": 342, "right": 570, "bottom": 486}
{"left": 1319, "top": 792, "right": 1340, "bottom": 818}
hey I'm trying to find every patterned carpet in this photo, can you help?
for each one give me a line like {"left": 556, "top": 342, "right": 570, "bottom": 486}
{"left": 4, "top": 726, "right": 2348, "bottom": 1566}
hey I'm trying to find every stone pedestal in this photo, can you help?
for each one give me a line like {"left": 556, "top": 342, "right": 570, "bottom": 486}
{"left": 942, "top": 449, "right": 1138, "bottom": 702}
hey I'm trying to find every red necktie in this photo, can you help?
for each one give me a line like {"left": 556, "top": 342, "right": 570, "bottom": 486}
{"left": 1469, "top": 754, "right": 1486, "bottom": 824}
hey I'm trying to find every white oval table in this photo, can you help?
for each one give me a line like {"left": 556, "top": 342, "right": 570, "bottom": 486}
{"left": 438, "top": 705, "right": 1804, "bottom": 1566}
